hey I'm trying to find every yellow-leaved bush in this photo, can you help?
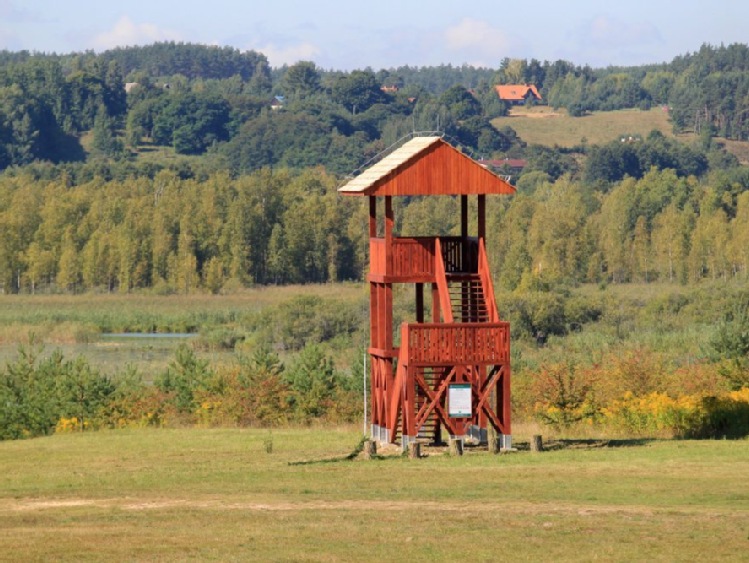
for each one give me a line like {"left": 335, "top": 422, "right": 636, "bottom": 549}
{"left": 535, "top": 387, "right": 749, "bottom": 438}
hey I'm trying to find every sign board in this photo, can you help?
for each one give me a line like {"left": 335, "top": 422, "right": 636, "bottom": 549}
{"left": 448, "top": 383, "right": 472, "bottom": 418}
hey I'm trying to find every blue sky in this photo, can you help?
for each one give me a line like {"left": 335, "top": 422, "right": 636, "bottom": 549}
{"left": 1, "top": 0, "right": 746, "bottom": 70}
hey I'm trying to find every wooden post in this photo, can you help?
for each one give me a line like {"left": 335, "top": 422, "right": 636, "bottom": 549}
{"left": 478, "top": 195, "right": 486, "bottom": 242}
{"left": 530, "top": 435, "right": 544, "bottom": 453}
{"left": 503, "top": 364, "right": 512, "bottom": 437}
{"left": 415, "top": 283, "right": 424, "bottom": 323}
{"left": 363, "top": 440, "right": 377, "bottom": 460}
{"left": 487, "top": 424, "right": 499, "bottom": 454}
{"left": 449, "top": 438, "right": 464, "bottom": 456}
{"left": 461, "top": 195, "right": 468, "bottom": 265}
{"left": 408, "top": 441, "right": 421, "bottom": 459}
{"left": 384, "top": 196, "right": 393, "bottom": 276}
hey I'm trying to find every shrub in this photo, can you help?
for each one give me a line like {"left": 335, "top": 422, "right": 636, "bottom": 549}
{"left": 192, "top": 328, "right": 244, "bottom": 352}
{"left": 706, "top": 301, "right": 749, "bottom": 390}
{"left": 283, "top": 344, "right": 341, "bottom": 422}
{"left": 0, "top": 343, "right": 59, "bottom": 439}
{"left": 186, "top": 346, "right": 290, "bottom": 428}
{"left": 598, "top": 388, "right": 749, "bottom": 438}
{"left": 99, "top": 369, "right": 173, "bottom": 428}
{"left": 154, "top": 344, "right": 214, "bottom": 415}
{"left": 0, "top": 343, "right": 116, "bottom": 439}
{"left": 249, "top": 295, "right": 364, "bottom": 351}
{"left": 55, "top": 355, "right": 116, "bottom": 430}
{"left": 691, "top": 388, "right": 749, "bottom": 438}
{"left": 530, "top": 361, "right": 600, "bottom": 427}
{"left": 601, "top": 392, "right": 703, "bottom": 437}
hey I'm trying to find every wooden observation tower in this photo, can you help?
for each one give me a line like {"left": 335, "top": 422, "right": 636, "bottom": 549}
{"left": 339, "top": 136, "right": 515, "bottom": 449}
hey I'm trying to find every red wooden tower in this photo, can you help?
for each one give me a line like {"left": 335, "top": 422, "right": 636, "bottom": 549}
{"left": 339, "top": 136, "right": 515, "bottom": 449}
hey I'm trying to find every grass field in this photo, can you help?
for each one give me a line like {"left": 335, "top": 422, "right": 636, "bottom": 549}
{"left": 493, "top": 106, "right": 678, "bottom": 148}
{"left": 0, "top": 427, "right": 746, "bottom": 561}
{"left": 493, "top": 106, "right": 749, "bottom": 165}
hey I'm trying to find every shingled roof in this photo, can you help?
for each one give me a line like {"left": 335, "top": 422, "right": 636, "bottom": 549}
{"left": 338, "top": 136, "right": 516, "bottom": 197}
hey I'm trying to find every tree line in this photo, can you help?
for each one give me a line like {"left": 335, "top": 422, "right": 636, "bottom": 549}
{"left": 0, "top": 156, "right": 749, "bottom": 294}
{"left": 0, "top": 167, "right": 364, "bottom": 293}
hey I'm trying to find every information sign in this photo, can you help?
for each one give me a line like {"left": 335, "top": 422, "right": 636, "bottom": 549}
{"left": 448, "top": 383, "right": 472, "bottom": 418}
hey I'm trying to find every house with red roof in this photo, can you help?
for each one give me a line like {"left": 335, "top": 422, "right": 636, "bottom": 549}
{"left": 494, "top": 84, "right": 542, "bottom": 105}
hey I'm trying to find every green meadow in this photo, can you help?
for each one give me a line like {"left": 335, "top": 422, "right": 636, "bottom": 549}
{"left": 0, "top": 427, "right": 747, "bottom": 561}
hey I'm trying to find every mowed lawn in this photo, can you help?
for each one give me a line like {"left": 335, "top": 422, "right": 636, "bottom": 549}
{"left": 0, "top": 427, "right": 747, "bottom": 561}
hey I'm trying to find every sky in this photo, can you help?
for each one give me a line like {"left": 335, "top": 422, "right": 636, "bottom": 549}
{"left": 1, "top": 0, "right": 747, "bottom": 70}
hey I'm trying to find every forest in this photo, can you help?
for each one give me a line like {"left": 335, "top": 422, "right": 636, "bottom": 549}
{"left": 1, "top": 41, "right": 749, "bottom": 295}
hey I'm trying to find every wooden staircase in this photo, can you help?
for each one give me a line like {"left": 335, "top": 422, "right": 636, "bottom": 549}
{"left": 415, "top": 367, "right": 443, "bottom": 443}
{"left": 445, "top": 273, "right": 491, "bottom": 323}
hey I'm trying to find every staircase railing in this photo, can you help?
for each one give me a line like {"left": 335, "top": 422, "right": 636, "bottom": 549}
{"left": 387, "top": 323, "right": 412, "bottom": 440}
{"left": 433, "top": 238, "right": 454, "bottom": 323}
{"left": 477, "top": 238, "right": 499, "bottom": 322}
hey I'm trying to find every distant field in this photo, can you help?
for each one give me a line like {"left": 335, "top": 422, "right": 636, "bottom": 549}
{"left": 0, "top": 427, "right": 746, "bottom": 561}
{"left": 494, "top": 106, "right": 679, "bottom": 148}
{"left": 494, "top": 106, "right": 749, "bottom": 164}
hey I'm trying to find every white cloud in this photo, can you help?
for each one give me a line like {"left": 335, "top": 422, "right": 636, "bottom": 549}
{"left": 254, "top": 42, "right": 321, "bottom": 67}
{"left": 444, "top": 18, "right": 514, "bottom": 65}
{"left": 91, "top": 16, "right": 182, "bottom": 51}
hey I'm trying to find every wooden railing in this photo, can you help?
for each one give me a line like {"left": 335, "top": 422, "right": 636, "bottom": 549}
{"left": 370, "top": 238, "right": 387, "bottom": 275}
{"left": 369, "top": 236, "right": 476, "bottom": 279}
{"left": 389, "top": 237, "right": 435, "bottom": 278}
{"left": 477, "top": 238, "right": 499, "bottom": 322}
{"left": 434, "top": 238, "right": 454, "bottom": 322}
{"left": 441, "top": 238, "right": 462, "bottom": 272}
{"left": 403, "top": 322, "right": 510, "bottom": 365}
{"left": 387, "top": 326, "right": 411, "bottom": 435}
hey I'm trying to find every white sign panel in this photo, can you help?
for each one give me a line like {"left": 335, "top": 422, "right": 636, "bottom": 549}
{"left": 448, "top": 384, "right": 472, "bottom": 418}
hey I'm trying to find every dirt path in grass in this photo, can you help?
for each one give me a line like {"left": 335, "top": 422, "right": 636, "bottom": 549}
{"left": 0, "top": 497, "right": 734, "bottom": 519}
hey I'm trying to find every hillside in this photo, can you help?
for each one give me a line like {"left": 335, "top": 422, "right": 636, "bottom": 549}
{"left": 494, "top": 106, "right": 678, "bottom": 147}
{"left": 494, "top": 106, "right": 749, "bottom": 165}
